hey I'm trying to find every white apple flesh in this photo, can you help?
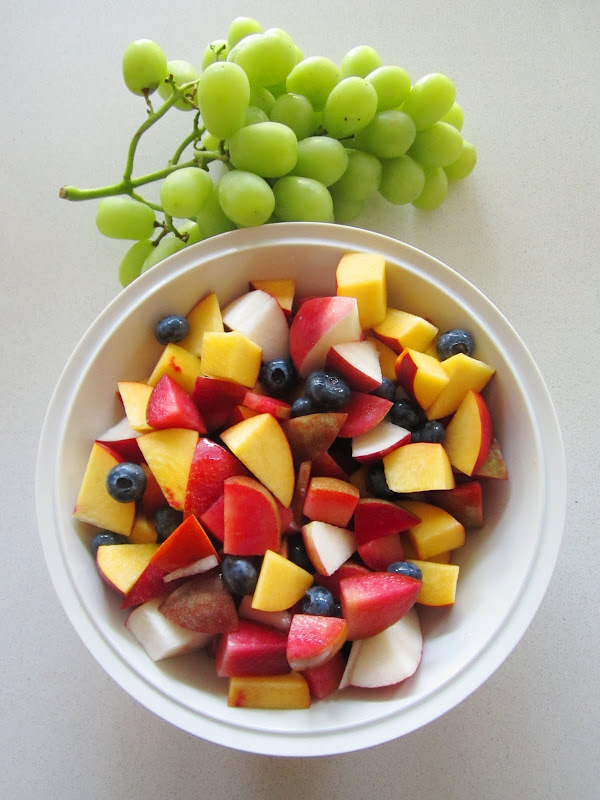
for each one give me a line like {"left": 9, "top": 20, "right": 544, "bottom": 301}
{"left": 302, "top": 521, "right": 357, "bottom": 576}
{"left": 222, "top": 289, "right": 290, "bottom": 363}
{"left": 352, "top": 420, "right": 411, "bottom": 462}
{"left": 125, "top": 597, "right": 211, "bottom": 661}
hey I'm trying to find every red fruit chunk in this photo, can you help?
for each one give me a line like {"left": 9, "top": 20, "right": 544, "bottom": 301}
{"left": 96, "top": 417, "right": 143, "bottom": 463}
{"left": 243, "top": 391, "right": 292, "bottom": 420}
{"left": 339, "top": 572, "right": 422, "bottom": 640}
{"left": 286, "top": 614, "right": 348, "bottom": 671}
{"left": 159, "top": 572, "right": 238, "bottom": 634}
{"left": 146, "top": 374, "right": 207, "bottom": 433}
{"left": 303, "top": 477, "right": 360, "bottom": 527}
{"left": 276, "top": 500, "right": 294, "bottom": 533}
{"left": 310, "top": 450, "right": 349, "bottom": 480}
{"left": 353, "top": 498, "right": 421, "bottom": 546}
{"left": 337, "top": 393, "right": 393, "bottom": 438}
{"left": 289, "top": 460, "right": 312, "bottom": 531}
{"left": 281, "top": 412, "right": 347, "bottom": 463}
{"left": 140, "top": 463, "right": 167, "bottom": 517}
{"left": 358, "top": 533, "right": 405, "bottom": 571}
{"left": 184, "top": 438, "right": 247, "bottom": 520}
{"left": 216, "top": 619, "right": 290, "bottom": 677}
{"left": 314, "top": 560, "right": 371, "bottom": 601}
{"left": 428, "top": 481, "right": 484, "bottom": 529}
{"left": 223, "top": 476, "right": 281, "bottom": 556}
{"left": 200, "top": 494, "right": 225, "bottom": 541}
{"left": 191, "top": 377, "right": 247, "bottom": 431}
{"left": 302, "top": 652, "right": 346, "bottom": 699}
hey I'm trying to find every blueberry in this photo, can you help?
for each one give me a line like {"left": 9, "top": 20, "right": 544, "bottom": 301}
{"left": 106, "top": 462, "right": 147, "bottom": 503}
{"left": 365, "top": 461, "right": 398, "bottom": 499}
{"left": 411, "top": 420, "right": 445, "bottom": 443}
{"left": 301, "top": 585, "right": 336, "bottom": 616}
{"left": 259, "top": 358, "right": 298, "bottom": 397}
{"left": 290, "top": 397, "right": 315, "bottom": 417}
{"left": 90, "top": 531, "right": 128, "bottom": 557}
{"left": 387, "top": 561, "right": 422, "bottom": 580}
{"left": 305, "top": 370, "right": 351, "bottom": 411}
{"left": 389, "top": 398, "right": 425, "bottom": 431}
{"left": 371, "top": 378, "right": 396, "bottom": 402}
{"left": 154, "top": 314, "right": 190, "bottom": 345}
{"left": 287, "top": 534, "right": 315, "bottom": 573}
{"left": 221, "top": 556, "right": 259, "bottom": 596}
{"left": 436, "top": 329, "right": 475, "bottom": 360}
{"left": 154, "top": 507, "right": 183, "bottom": 542}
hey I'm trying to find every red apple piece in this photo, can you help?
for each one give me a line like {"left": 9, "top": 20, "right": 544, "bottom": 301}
{"left": 339, "top": 572, "right": 422, "bottom": 640}
{"left": 302, "top": 521, "right": 357, "bottom": 576}
{"left": 146, "top": 374, "right": 206, "bottom": 433}
{"left": 286, "top": 614, "right": 348, "bottom": 671}
{"left": 223, "top": 475, "right": 281, "bottom": 556}
{"left": 216, "top": 619, "right": 290, "bottom": 677}
{"left": 184, "top": 437, "right": 247, "bottom": 520}
{"left": 325, "top": 340, "right": 382, "bottom": 392}
{"left": 351, "top": 419, "right": 411, "bottom": 462}
{"left": 303, "top": 477, "right": 360, "bottom": 527}
{"left": 337, "top": 392, "right": 393, "bottom": 438}
{"left": 358, "top": 534, "right": 406, "bottom": 571}
{"left": 314, "top": 559, "right": 371, "bottom": 602}
{"left": 96, "top": 417, "right": 142, "bottom": 463}
{"left": 222, "top": 288, "right": 290, "bottom": 362}
{"left": 353, "top": 498, "right": 421, "bottom": 545}
{"left": 301, "top": 652, "right": 346, "bottom": 699}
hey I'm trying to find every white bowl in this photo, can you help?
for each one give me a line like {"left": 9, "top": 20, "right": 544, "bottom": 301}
{"left": 36, "top": 223, "right": 566, "bottom": 756}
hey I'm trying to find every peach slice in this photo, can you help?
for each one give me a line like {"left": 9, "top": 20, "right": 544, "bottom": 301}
{"left": 147, "top": 343, "right": 204, "bottom": 395}
{"left": 383, "top": 442, "right": 455, "bottom": 493}
{"left": 425, "top": 352, "right": 495, "bottom": 420}
{"left": 178, "top": 291, "right": 224, "bottom": 358}
{"left": 286, "top": 614, "right": 348, "bottom": 670}
{"left": 73, "top": 442, "right": 135, "bottom": 536}
{"left": 394, "top": 348, "right": 449, "bottom": 410}
{"left": 372, "top": 308, "right": 438, "bottom": 354}
{"left": 137, "top": 428, "right": 199, "bottom": 511}
{"left": 325, "top": 339, "right": 383, "bottom": 392}
{"left": 200, "top": 330, "right": 262, "bottom": 389}
{"left": 96, "top": 542, "right": 159, "bottom": 596}
{"left": 252, "top": 550, "right": 313, "bottom": 612}
{"left": 117, "top": 381, "right": 154, "bottom": 433}
{"left": 129, "top": 513, "right": 158, "bottom": 544}
{"left": 335, "top": 252, "right": 387, "bottom": 329}
{"left": 399, "top": 500, "right": 465, "bottom": 560}
{"left": 443, "top": 390, "right": 493, "bottom": 476}
{"left": 408, "top": 559, "right": 460, "bottom": 606}
{"left": 303, "top": 477, "right": 360, "bottom": 527}
{"left": 228, "top": 673, "right": 310, "bottom": 709}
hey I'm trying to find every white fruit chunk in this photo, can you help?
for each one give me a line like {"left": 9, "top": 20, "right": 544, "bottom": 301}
{"left": 96, "top": 416, "right": 141, "bottom": 444}
{"left": 125, "top": 597, "right": 211, "bottom": 661}
{"left": 222, "top": 289, "right": 290, "bottom": 362}
{"left": 163, "top": 555, "right": 219, "bottom": 583}
{"left": 352, "top": 420, "right": 411, "bottom": 462}
{"left": 302, "top": 521, "right": 357, "bottom": 576}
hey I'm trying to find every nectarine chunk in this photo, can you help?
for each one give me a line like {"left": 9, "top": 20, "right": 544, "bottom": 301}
{"left": 336, "top": 252, "right": 387, "bottom": 329}
{"left": 383, "top": 442, "right": 455, "bottom": 493}
{"left": 425, "top": 353, "right": 495, "bottom": 420}
{"left": 408, "top": 560, "right": 460, "bottom": 606}
{"left": 147, "top": 343, "right": 204, "bottom": 394}
{"left": 200, "top": 330, "right": 262, "bottom": 389}
{"left": 179, "top": 292, "right": 224, "bottom": 357}
{"left": 398, "top": 500, "right": 465, "bottom": 560}
{"left": 252, "top": 550, "right": 313, "bottom": 612}
{"left": 228, "top": 673, "right": 310, "bottom": 709}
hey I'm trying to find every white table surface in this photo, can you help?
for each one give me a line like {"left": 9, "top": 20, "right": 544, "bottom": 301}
{"left": 2, "top": 1, "right": 598, "bottom": 797}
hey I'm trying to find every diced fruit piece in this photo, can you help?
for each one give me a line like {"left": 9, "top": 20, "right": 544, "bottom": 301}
{"left": 474, "top": 438, "right": 508, "bottom": 479}
{"left": 436, "top": 328, "right": 474, "bottom": 360}
{"left": 276, "top": 500, "right": 294, "bottom": 533}
{"left": 216, "top": 619, "right": 290, "bottom": 677}
{"left": 96, "top": 417, "right": 142, "bottom": 463}
{"left": 146, "top": 375, "right": 206, "bottom": 433}
{"left": 290, "top": 460, "right": 312, "bottom": 531}
{"left": 154, "top": 315, "right": 189, "bottom": 345}
{"left": 303, "top": 477, "right": 359, "bottom": 527}
{"left": 159, "top": 572, "right": 238, "bottom": 633}
{"left": 221, "top": 413, "right": 295, "bottom": 507}
{"left": 147, "top": 343, "right": 204, "bottom": 394}
{"left": 302, "top": 651, "right": 346, "bottom": 699}
{"left": 249, "top": 278, "right": 295, "bottom": 318}
{"left": 424, "top": 353, "right": 495, "bottom": 420}
{"left": 337, "top": 392, "right": 393, "bottom": 438}
{"left": 226, "top": 404, "right": 259, "bottom": 426}
{"left": 358, "top": 533, "right": 405, "bottom": 571}
{"left": 96, "top": 542, "right": 159, "bottom": 596}
{"left": 184, "top": 437, "right": 247, "bottom": 519}
{"left": 302, "top": 521, "right": 357, "bottom": 576}
{"left": 125, "top": 597, "right": 211, "bottom": 661}
{"left": 163, "top": 554, "right": 219, "bottom": 582}
{"left": 178, "top": 292, "right": 224, "bottom": 357}
{"left": 191, "top": 376, "right": 247, "bottom": 430}
{"left": 408, "top": 559, "right": 460, "bottom": 606}
{"left": 339, "top": 572, "right": 422, "bottom": 640}
{"left": 305, "top": 369, "right": 351, "bottom": 411}
{"left": 129, "top": 513, "right": 158, "bottom": 544}
{"left": 353, "top": 498, "right": 420, "bottom": 545}
{"left": 310, "top": 450, "right": 349, "bottom": 480}
{"left": 335, "top": 252, "right": 387, "bottom": 329}
{"left": 365, "top": 335, "right": 398, "bottom": 382}
{"left": 252, "top": 549, "right": 313, "bottom": 611}
{"left": 314, "top": 560, "right": 371, "bottom": 601}
{"left": 106, "top": 462, "right": 147, "bottom": 503}
{"left": 344, "top": 609, "right": 423, "bottom": 687}
{"left": 137, "top": 428, "right": 199, "bottom": 510}
{"left": 221, "top": 555, "right": 259, "bottom": 595}
{"left": 222, "top": 289, "right": 290, "bottom": 363}
{"left": 73, "top": 442, "right": 135, "bottom": 536}
{"left": 383, "top": 442, "right": 455, "bottom": 492}
{"left": 372, "top": 308, "right": 438, "bottom": 354}
{"left": 199, "top": 494, "right": 225, "bottom": 541}
{"left": 351, "top": 419, "right": 410, "bottom": 462}
{"left": 289, "top": 295, "right": 362, "bottom": 377}
{"left": 242, "top": 390, "right": 291, "bottom": 419}
{"left": 399, "top": 500, "right": 465, "bottom": 560}
{"left": 286, "top": 614, "right": 348, "bottom": 670}
{"left": 200, "top": 330, "right": 262, "bottom": 388}
{"left": 281, "top": 412, "right": 348, "bottom": 463}
{"left": 325, "top": 340, "right": 383, "bottom": 392}
{"left": 223, "top": 475, "right": 281, "bottom": 555}
{"left": 118, "top": 381, "right": 154, "bottom": 433}
{"left": 228, "top": 673, "right": 310, "bottom": 708}
{"left": 443, "top": 390, "right": 493, "bottom": 475}
{"left": 259, "top": 358, "right": 298, "bottom": 398}
{"left": 395, "top": 348, "right": 449, "bottom": 410}
{"left": 428, "top": 481, "right": 484, "bottom": 528}
{"left": 237, "top": 595, "right": 292, "bottom": 632}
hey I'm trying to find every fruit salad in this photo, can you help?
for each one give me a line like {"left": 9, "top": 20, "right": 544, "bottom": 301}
{"left": 73, "top": 251, "right": 508, "bottom": 709}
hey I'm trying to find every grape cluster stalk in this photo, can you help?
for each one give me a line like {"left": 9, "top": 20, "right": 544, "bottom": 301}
{"left": 59, "top": 19, "right": 477, "bottom": 287}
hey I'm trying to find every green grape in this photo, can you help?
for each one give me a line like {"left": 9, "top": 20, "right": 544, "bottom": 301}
{"left": 266, "top": 82, "right": 288, "bottom": 99}
{"left": 378, "top": 154, "right": 425, "bottom": 204}
{"left": 340, "top": 45, "right": 382, "bottom": 78}
{"left": 354, "top": 110, "right": 416, "bottom": 159}
{"left": 197, "top": 61, "right": 250, "bottom": 139}
{"left": 218, "top": 170, "right": 275, "bottom": 227}
{"left": 270, "top": 93, "right": 315, "bottom": 140}
{"left": 412, "top": 166, "right": 448, "bottom": 209}
{"left": 228, "top": 30, "right": 296, "bottom": 87}
{"left": 408, "top": 121, "right": 463, "bottom": 167}
{"left": 285, "top": 57, "right": 341, "bottom": 111}
{"left": 294, "top": 46, "right": 304, "bottom": 64}
{"left": 141, "top": 236, "right": 187, "bottom": 273}
{"left": 291, "top": 136, "right": 348, "bottom": 186}
{"left": 332, "top": 194, "right": 365, "bottom": 223}
{"left": 227, "top": 121, "right": 298, "bottom": 178}
{"left": 199, "top": 130, "right": 220, "bottom": 150}
{"left": 96, "top": 196, "right": 156, "bottom": 240}
{"left": 249, "top": 85, "right": 276, "bottom": 114}
{"left": 273, "top": 176, "right": 333, "bottom": 222}
{"left": 366, "top": 65, "right": 411, "bottom": 111}
{"left": 195, "top": 184, "right": 236, "bottom": 237}
{"left": 118, "top": 239, "right": 154, "bottom": 287}
{"left": 159, "top": 167, "right": 212, "bottom": 218}
{"left": 329, "top": 149, "right": 382, "bottom": 201}
{"left": 444, "top": 141, "right": 477, "bottom": 181}
{"left": 201, "top": 39, "right": 228, "bottom": 70}
{"left": 246, "top": 105, "right": 269, "bottom": 125}
{"left": 122, "top": 40, "right": 167, "bottom": 96}
{"left": 401, "top": 73, "right": 456, "bottom": 131}
{"left": 441, "top": 102, "right": 464, "bottom": 131}
{"left": 227, "top": 17, "right": 263, "bottom": 51}
{"left": 322, "top": 77, "right": 378, "bottom": 138}
{"left": 158, "top": 60, "right": 200, "bottom": 111}
{"left": 264, "top": 28, "right": 294, "bottom": 44}
{"left": 178, "top": 219, "right": 203, "bottom": 245}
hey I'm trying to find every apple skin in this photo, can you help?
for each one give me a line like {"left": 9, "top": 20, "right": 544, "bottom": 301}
{"left": 358, "top": 534, "right": 406, "bottom": 571}
{"left": 353, "top": 498, "right": 420, "bottom": 545}
{"left": 191, "top": 377, "right": 247, "bottom": 431}
{"left": 428, "top": 481, "right": 484, "bottom": 529}
{"left": 223, "top": 476, "right": 281, "bottom": 556}
{"left": 325, "top": 340, "right": 382, "bottom": 392}
{"left": 337, "top": 393, "right": 393, "bottom": 438}
{"left": 301, "top": 652, "right": 346, "bottom": 699}
{"left": 216, "top": 619, "right": 290, "bottom": 678}
{"left": 303, "top": 477, "right": 360, "bottom": 528}
{"left": 146, "top": 374, "right": 206, "bottom": 433}
{"left": 314, "top": 560, "right": 371, "bottom": 601}
{"left": 351, "top": 420, "right": 411, "bottom": 463}
{"left": 339, "top": 572, "right": 422, "bottom": 640}
{"left": 96, "top": 417, "right": 142, "bottom": 463}
{"left": 302, "top": 521, "right": 357, "bottom": 577}
{"left": 184, "top": 438, "right": 247, "bottom": 520}
{"left": 286, "top": 614, "right": 348, "bottom": 671}
{"left": 199, "top": 494, "right": 225, "bottom": 542}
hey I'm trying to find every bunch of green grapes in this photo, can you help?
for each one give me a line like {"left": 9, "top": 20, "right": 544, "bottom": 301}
{"left": 61, "top": 19, "right": 477, "bottom": 287}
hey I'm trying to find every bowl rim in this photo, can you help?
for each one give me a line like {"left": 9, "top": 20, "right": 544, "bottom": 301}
{"left": 36, "top": 222, "right": 566, "bottom": 756}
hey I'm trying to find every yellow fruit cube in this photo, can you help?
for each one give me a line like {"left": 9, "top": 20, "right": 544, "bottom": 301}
{"left": 228, "top": 673, "right": 310, "bottom": 709}
{"left": 408, "top": 560, "right": 460, "bottom": 606}
{"left": 252, "top": 550, "right": 313, "bottom": 611}
{"left": 336, "top": 252, "right": 387, "bottom": 329}
{"left": 129, "top": 513, "right": 158, "bottom": 543}
{"left": 147, "top": 343, "right": 204, "bottom": 394}
{"left": 373, "top": 308, "right": 438, "bottom": 353}
{"left": 383, "top": 442, "right": 455, "bottom": 493}
{"left": 118, "top": 382, "right": 154, "bottom": 433}
{"left": 425, "top": 353, "right": 495, "bottom": 420}
{"left": 137, "top": 428, "right": 199, "bottom": 511}
{"left": 402, "top": 536, "right": 451, "bottom": 563}
{"left": 398, "top": 500, "right": 465, "bottom": 560}
{"left": 96, "top": 543, "right": 160, "bottom": 595}
{"left": 178, "top": 292, "right": 224, "bottom": 357}
{"left": 395, "top": 348, "right": 450, "bottom": 410}
{"left": 73, "top": 442, "right": 135, "bottom": 536}
{"left": 200, "top": 330, "right": 262, "bottom": 389}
